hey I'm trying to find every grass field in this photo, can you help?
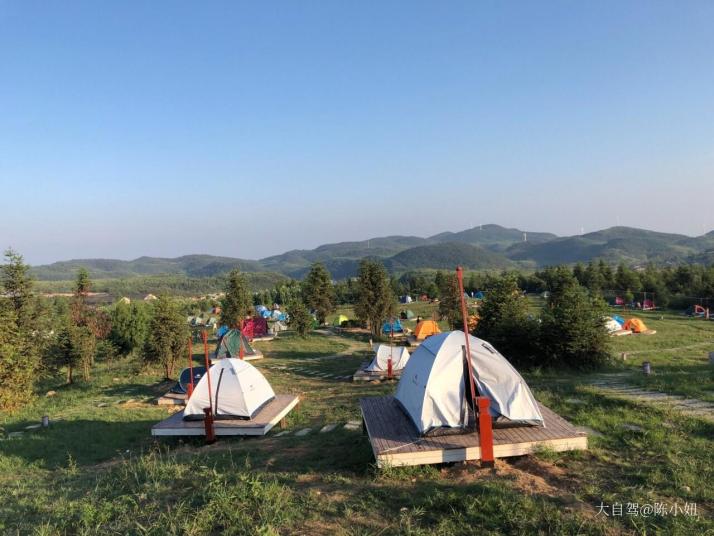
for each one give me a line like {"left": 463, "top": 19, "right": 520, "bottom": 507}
{"left": 1, "top": 312, "right": 713, "bottom": 534}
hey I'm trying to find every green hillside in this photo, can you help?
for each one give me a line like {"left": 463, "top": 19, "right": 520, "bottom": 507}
{"left": 506, "top": 226, "right": 714, "bottom": 266}
{"left": 31, "top": 255, "right": 265, "bottom": 281}
{"left": 385, "top": 242, "right": 512, "bottom": 271}
{"left": 29, "top": 225, "right": 714, "bottom": 285}
{"left": 430, "top": 224, "right": 557, "bottom": 251}
{"left": 259, "top": 235, "right": 429, "bottom": 274}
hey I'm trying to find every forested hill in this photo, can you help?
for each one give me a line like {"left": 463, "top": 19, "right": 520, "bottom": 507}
{"left": 30, "top": 224, "right": 714, "bottom": 282}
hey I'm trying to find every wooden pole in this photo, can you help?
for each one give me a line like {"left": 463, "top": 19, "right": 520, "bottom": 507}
{"left": 201, "top": 329, "right": 215, "bottom": 443}
{"left": 456, "top": 267, "right": 478, "bottom": 415}
{"left": 387, "top": 317, "right": 394, "bottom": 380}
{"left": 456, "top": 266, "right": 494, "bottom": 467}
{"left": 187, "top": 337, "right": 194, "bottom": 398}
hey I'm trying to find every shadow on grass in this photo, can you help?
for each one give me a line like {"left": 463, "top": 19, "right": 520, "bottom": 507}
{"left": 0, "top": 418, "right": 158, "bottom": 468}
{"left": 261, "top": 349, "right": 348, "bottom": 361}
{"left": 103, "top": 381, "right": 173, "bottom": 399}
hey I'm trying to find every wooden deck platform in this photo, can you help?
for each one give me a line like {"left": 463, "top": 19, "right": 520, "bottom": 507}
{"left": 250, "top": 335, "right": 275, "bottom": 342}
{"left": 610, "top": 329, "right": 632, "bottom": 337}
{"left": 243, "top": 350, "right": 264, "bottom": 361}
{"left": 352, "top": 362, "right": 403, "bottom": 382}
{"left": 360, "top": 396, "right": 587, "bottom": 467}
{"left": 151, "top": 394, "right": 299, "bottom": 437}
{"left": 406, "top": 335, "right": 424, "bottom": 348}
{"left": 156, "top": 391, "right": 186, "bottom": 406}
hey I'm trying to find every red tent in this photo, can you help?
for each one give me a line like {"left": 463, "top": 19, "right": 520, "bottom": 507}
{"left": 241, "top": 317, "right": 268, "bottom": 340}
{"left": 643, "top": 299, "right": 655, "bottom": 310}
{"left": 615, "top": 296, "right": 625, "bottom": 306}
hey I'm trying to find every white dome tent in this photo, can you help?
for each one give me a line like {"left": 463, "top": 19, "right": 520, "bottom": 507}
{"left": 604, "top": 317, "right": 623, "bottom": 333}
{"left": 365, "top": 345, "right": 411, "bottom": 373}
{"left": 184, "top": 358, "right": 276, "bottom": 420}
{"left": 395, "top": 331, "right": 543, "bottom": 435}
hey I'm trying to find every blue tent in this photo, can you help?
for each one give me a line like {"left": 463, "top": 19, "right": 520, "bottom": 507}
{"left": 382, "top": 319, "right": 404, "bottom": 334}
{"left": 613, "top": 315, "right": 625, "bottom": 326}
{"left": 255, "top": 305, "right": 268, "bottom": 314}
{"left": 475, "top": 291, "right": 485, "bottom": 300}
{"left": 260, "top": 309, "right": 272, "bottom": 318}
{"left": 216, "top": 325, "right": 229, "bottom": 338}
{"left": 170, "top": 366, "right": 207, "bottom": 394}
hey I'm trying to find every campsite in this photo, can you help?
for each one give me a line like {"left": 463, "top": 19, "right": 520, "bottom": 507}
{"left": 3, "top": 3, "right": 714, "bottom": 534}
{"left": 2, "top": 282, "right": 713, "bottom": 534}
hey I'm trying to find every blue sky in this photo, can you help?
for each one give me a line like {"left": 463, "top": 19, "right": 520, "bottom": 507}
{"left": 1, "top": 1, "right": 713, "bottom": 264}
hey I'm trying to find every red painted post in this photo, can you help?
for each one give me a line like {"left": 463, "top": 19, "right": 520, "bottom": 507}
{"left": 387, "top": 319, "right": 394, "bottom": 379}
{"left": 456, "top": 266, "right": 494, "bottom": 467}
{"left": 203, "top": 407, "right": 216, "bottom": 444}
{"left": 187, "top": 337, "right": 194, "bottom": 398}
{"left": 477, "top": 397, "right": 495, "bottom": 467}
{"left": 456, "top": 267, "right": 479, "bottom": 415}
{"left": 201, "top": 330, "right": 215, "bottom": 443}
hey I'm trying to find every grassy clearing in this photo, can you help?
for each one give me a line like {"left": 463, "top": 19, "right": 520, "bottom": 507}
{"left": 2, "top": 316, "right": 713, "bottom": 534}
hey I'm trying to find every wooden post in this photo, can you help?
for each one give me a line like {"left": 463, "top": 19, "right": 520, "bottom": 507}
{"left": 201, "top": 330, "right": 215, "bottom": 443}
{"left": 457, "top": 266, "right": 494, "bottom": 467}
{"left": 456, "top": 268, "right": 479, "bottom": 415}
{"left": 388, "top": 318, "right": 394, "bottom": 380}
{"left": 203, "top": 407, "right": 216, "bottom": 444}
{"left": 187, "top": 337, "right": 194, "bottom": 398}
{"left": 477, "top": 397, "right": 495, "bottom": 467}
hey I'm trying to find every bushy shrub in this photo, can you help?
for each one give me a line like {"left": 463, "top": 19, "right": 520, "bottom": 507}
{"left": 540, "top": 282, "right": 611, "bottom": 369}
{"left": 287, "top": 300, "right": 312, "bottom": 337}
{"left": 474, "top": 274, "right": 540, "bottom": 367}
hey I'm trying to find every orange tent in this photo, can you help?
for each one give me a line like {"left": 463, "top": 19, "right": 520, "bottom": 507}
{"left": 624, "top": 318, "right": 647, "bottom": 333}
{"left": 413, "top": 320, "right": 441, "bottom": 340}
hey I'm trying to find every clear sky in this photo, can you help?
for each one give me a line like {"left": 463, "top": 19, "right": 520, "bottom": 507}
{"left": 1, "top": 1, "right": 713, "bottom": 264}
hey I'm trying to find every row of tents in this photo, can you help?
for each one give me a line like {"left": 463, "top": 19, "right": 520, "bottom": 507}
{"left": 179, "top": 328, "right": 545, "bottom": 434}
{"left": 604, "top": 315, "right": 651, "bottom": 334}
{"left": 255, "top": 305, "right": 288, "bottom": 322}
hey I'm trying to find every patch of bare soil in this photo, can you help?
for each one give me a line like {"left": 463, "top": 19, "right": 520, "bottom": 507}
{"left": 440, "top": 456, "right": 610, "bottom": 524}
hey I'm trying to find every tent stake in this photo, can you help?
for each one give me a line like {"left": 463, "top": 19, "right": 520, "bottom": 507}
{"left": 456, "top": 266, "right": 494, "bottom": 467}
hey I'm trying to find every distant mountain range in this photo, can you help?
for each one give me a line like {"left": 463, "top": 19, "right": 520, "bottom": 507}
{"left": 30, "top": 224, "right": 714, "bottom": 281}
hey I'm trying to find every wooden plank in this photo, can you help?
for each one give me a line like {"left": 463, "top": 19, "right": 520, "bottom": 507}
{"left": 151, "top": 394, "right": 299, "bottom": 437}
{"left": 353, "top": 362, "right": 404, "bottom": 382}
{"left": 361, "top": 396, "right": 588, "bottom": 468}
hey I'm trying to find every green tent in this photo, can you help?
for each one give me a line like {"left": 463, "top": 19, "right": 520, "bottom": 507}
{"left": 215, "top": 329, "right": 260, "bottom": 359}
{"left": 333, "top": 314, "right": 349, "bottom": 327}
{"left": 401, "top": 309, "right": 415, "bottom": 320}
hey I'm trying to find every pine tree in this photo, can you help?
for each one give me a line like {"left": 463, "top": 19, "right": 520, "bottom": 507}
{"left": 584, "top": 261, "right": 605, "bottom": 293}
{"left": 69, "top": 268, "right": 97, "bottom": 380}
{"left": 302, "top": 263, "right": 335, "bottom": 324}
{"left": 475, "top": 274, "right": 539, "bottom": 366}
{"left": 110, "top": 301, "right": 150, "bottom": 355}
{"left": 53, "top": 320, "right": 96, "bottom": 384}
{"left": 221, "top": 269, "right": 252, "bottom": 328}
{"left": 354, "top": 259, "right": 395, "bottom": 338}
{"left": 1, "top": 248, "right": 34, "bottom": 328}
{"left": 0, "top": 249, "right": 39, "bottom": 409}
{"left": 287, "top": 299, "right": 312, "bottom": 337}
{"left": 540, "top": 281, "right": 610, "bottom": 369}
{"left": 143, "top": 295, "right": 188, "bottom": 379}
{"left": 437, "top": 272, "right": 462, "bottom": 329}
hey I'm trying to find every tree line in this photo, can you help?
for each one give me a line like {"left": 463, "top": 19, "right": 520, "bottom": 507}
{"left": 5, "top": 245, "right": 708, "bottom": 412}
